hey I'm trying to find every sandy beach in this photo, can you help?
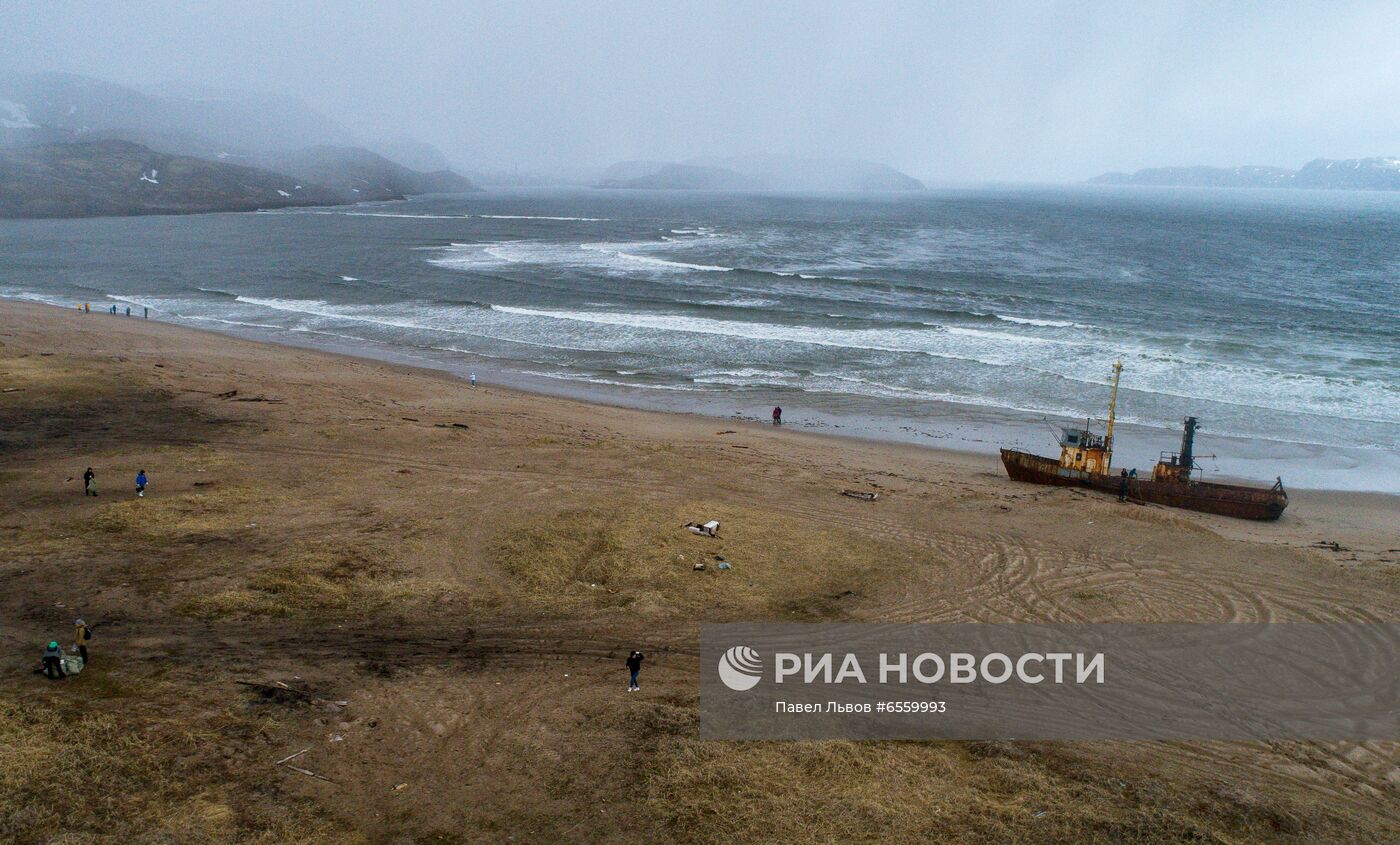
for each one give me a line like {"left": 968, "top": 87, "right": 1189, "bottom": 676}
{"left": 3, "top": 298, "right": 1398, "bottom": 843}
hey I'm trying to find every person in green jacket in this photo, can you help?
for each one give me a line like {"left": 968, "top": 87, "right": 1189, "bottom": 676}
{"left": 42, "top": 642, "right": 66, "bottom": 680}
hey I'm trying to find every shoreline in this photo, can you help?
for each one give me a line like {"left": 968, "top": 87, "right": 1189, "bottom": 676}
{"left": 5, "top": 296, "right": 1397, "bottom": 548}
{"left": 0, "top": 297, "right": 991, "bottom": 472}
{"left": 5, "top": 295, "right": 1395, "bottom": 542}
{"left": 6, "top": 295, "right": 1394, "bottom": 495}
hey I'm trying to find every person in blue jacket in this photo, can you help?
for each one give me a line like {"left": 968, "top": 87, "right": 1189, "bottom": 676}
{"left": 135, "top": 469, "right": 148, "bottom": 497}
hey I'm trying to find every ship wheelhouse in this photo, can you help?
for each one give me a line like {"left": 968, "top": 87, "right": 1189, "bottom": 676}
{"left": 1058, "top": 425, "right": 1111, "bottom": 475}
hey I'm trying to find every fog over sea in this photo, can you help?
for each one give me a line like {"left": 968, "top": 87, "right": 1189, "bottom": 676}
{"left": 3, "top": 186, "right": 1397, "bottom": 492}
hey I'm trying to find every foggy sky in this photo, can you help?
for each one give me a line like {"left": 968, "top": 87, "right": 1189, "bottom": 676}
{"left": 7, "top": 1, "right": 1400, "bottom": 182}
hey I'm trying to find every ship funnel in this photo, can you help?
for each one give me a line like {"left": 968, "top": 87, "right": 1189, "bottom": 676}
{"left": 1179, "top": 416, "right": 1199, "bottom": 471}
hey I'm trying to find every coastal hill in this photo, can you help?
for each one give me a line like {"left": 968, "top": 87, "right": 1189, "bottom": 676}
{"left": 598, "top": 154, "right": 925, "bottom": 191}
{"left": 1091, "top": 157, "right": 1400, "bottom": 191}
{"left": 0, "top": 72, "right": 479, "bottom": 217}
{"left": 253, "top": 146, "right": 477, "bottom": 201}
{"left": 0, "top": 140, "right": 478, "bottom": 218}
{"left": 598, "top": 161, "right": 754, "bottom": 190}
{"left": 365, "top": 136, "right": 456, "bottom": 173}
{"left": 0, "top": 140, "right": 342, "bottom": 218}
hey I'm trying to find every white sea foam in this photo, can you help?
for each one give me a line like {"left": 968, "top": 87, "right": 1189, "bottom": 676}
{"left": 428, "top": 240, "right": 734, "bottom": 274}
{"left": 185, "top": 315, "right": 285, "bottom": 331}
{"left": 807, "top": 371, "right": 1092, "bottom": 419}
{"left": 344, "top": 212, "right": 471, "bottom": 219}
{"left": 995, "top": 314, "right": 1078, "bottom": 328}
{"left": 264, "top": 210, "right": 473, "bottom": 219}
{"left": 517, "top": 370, "right": 694, "bottom": 390}
{"left": 483, "top": 303, "right": 1400, "bottom": 426}
{"left": 488, "top": 304, "right": 1026, "bottom": 363}
{"left": 579, "top": 243, "right": 732, "bottom": 272}
{"left": 0, "top": 289, "right": 73, "bottom": 308}
{"left": 696, "top": 298, "right": 779, "bottom": 308}
{"left": 475, "top": 214, "right": 608, "bottom": 221}
{"left": 692, "top": 368, "right": 801, "bottom": 385}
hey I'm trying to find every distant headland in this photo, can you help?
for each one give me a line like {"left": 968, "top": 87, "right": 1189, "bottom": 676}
{"left": 1090, "top": 157, "right": 1400, "bottom": 191}
{"left": 596, "top": 154, "right": 924, "bottom": 192}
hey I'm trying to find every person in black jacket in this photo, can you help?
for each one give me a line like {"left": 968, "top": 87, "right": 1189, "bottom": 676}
{"left": 83, "top": 467, "right": 96, "bottom": 496}
{"left": 626, "top": 650, "right": 644, "bottom": 692}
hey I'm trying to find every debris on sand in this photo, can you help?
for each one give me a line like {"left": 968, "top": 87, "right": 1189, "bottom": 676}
{"left": 283, "top": 763, "right": 335, "bottom": 783}
{"left": 841, "top": 489, "right": 879, "bottom": 501}
{"left": 1311, "top": 540, "right": 1349, "bottom": 552}
{"left": 693, "top": 562, "right": 706, "bottom": 571}
{"left": 272, "top": 746, "right": 335, "bottom": 782}
{"left": 274, "top": 748, "right": 310, "bottom": 765}
{"left": 212, "top": 388, "right": 285, "bottom": 403}
{"left": 685, "top": 520, "right": 720, "bottom": 537}
{"left": 237, "top": 680, "right": 314, "bottom": 704}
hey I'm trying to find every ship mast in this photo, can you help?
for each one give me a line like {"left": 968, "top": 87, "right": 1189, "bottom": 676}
{"left": 1104, "top": 360, "right": 1123, "bottom": 469}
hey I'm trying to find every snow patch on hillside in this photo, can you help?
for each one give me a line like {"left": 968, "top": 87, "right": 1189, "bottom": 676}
{"left": 0, "top": 100, "right": 38, "bottom": 129}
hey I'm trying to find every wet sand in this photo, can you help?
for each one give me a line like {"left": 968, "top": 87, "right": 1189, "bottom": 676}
{"left": 2, "top": 299, "right": 1398, "bottom": 844}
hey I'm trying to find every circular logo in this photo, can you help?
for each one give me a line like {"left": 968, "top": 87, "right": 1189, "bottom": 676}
{"left": 717, "top": 645, "right": 763, "bottom": 691}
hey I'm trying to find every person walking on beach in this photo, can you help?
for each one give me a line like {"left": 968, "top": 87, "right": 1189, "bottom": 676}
{"left": 626, "top": 650, "right": 644, "bottom": 692}
{"left": 1118, "top": 468, "right": 1129, "bottom": 502}
{"left": 772, "top": 406, "right": 782, "bottom": 425}
{"left": 143, "top": 307, "right": 148, "bottom": 319}
{"left": 470, "top": 370, "right": 477, "bottom": 387}
{"left": 135, "top": 469, "right": 148, "bottom": 497}
{"left": 84, "top": 302, "right": 90, "bottom": 313}
{"left": 125, "top": 306, "right": 131, "bottom": 317}
{"left": 83, "top": 467, "right": 96, "bottom": 496}
{"left": 74, "top": 619, "right": 92, "bottom": 666}
{"left": 42, "top": 641, "right": 66, "bottom": 680}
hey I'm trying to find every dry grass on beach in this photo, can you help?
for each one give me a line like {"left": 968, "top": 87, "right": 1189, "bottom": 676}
{"left": 649, "top": 739, "right": 1335, "bottom": 844}
{"left": 0, "top": 690, "right": 345, "bottom": 844}
{"left": 2, "top": 301, "right": 1398, "bottom": 844}
{"left": 491, "top": 502, "right": 917, "bottom": 618}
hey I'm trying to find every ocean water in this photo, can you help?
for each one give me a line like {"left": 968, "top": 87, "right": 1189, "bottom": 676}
{"left": 2, "top": 186, "right": 1397, "bottom": 491}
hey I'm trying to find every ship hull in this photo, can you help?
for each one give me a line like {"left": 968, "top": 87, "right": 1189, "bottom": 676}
{"left": 1000, "top": 449, "right": 1287, "bottom": 521}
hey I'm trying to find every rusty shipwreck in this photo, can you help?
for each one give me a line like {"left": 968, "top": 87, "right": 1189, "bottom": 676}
{"left": 999, "top": 361, "right": 1288, "bottom": 521}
